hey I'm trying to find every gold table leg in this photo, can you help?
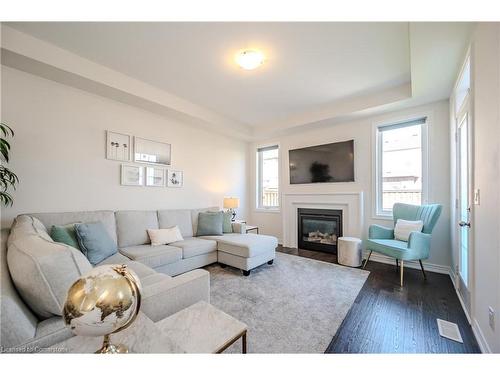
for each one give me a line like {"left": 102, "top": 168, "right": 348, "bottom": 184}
{"left": 216, "top": 330, "right": 247, "bottom": 354}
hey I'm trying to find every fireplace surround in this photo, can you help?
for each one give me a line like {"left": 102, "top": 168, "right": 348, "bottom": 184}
{"left": 298, "top": 208, "right": 343, "bottom": 253}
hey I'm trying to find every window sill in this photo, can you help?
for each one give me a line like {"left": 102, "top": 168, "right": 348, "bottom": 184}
{"left": 372, "top": 213, "right": 394, "bottom": 222}
{"left": 254, "top": 208, "right": 281, "bottom": 214}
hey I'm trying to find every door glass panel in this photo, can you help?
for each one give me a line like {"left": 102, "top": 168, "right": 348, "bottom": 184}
{"left": 459, "top": 115, "right": 469, "bottom": 286}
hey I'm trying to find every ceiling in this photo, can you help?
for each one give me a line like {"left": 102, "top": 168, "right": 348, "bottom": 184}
{"left": 8, "top": 22, "right": 412, "bottom": 126}
{"left": 4, "top": 22, "right": 473, "bottom": 137}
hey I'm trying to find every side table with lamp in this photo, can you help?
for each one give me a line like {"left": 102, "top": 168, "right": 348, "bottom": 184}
{"left": 223, "top": 197, "right": 239, "bottom": 221}
{"left": 223, "top": 197, "right": 259, "bottom": 233}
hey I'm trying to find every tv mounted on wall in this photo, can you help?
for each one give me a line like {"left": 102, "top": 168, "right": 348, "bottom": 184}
{"left": 289, "top": 140, "right": 354, "bottom": 184}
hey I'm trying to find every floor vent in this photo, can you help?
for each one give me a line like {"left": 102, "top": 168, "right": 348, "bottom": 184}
{"left": 437, "top": 318, "right": 463, "bottom": 343}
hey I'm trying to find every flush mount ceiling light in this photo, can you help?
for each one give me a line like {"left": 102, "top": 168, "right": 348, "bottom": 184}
{"left": 235, "top": 50, "right": 264, "bottom": 70}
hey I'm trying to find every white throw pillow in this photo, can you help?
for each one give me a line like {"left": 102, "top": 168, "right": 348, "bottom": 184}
{"left": 394, "top": 219, "right": 424, "bottom": 242}
{"left": 147, "top": 226, "right": 184, "bottom": 246}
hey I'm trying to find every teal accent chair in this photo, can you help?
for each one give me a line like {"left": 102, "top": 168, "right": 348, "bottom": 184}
{"left": 363, "top": 203, "right": 442, "bottom": 286}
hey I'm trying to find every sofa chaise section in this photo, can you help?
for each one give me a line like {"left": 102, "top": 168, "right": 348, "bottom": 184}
{"left": 202, "top": 233, "right": 277, "bottom": 275}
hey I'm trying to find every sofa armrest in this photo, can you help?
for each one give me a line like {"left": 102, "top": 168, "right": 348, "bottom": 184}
{"left": 140, "top": 269, "right": 210, "bottom": 322}
{"left": 407, "top": 231, "right": 431, "bottom": 259}
{"left": 231, "top": 222, "right": 246, "bottom": 234}
{"left": 368, "top": 224, "right": 394, "bottom": 239}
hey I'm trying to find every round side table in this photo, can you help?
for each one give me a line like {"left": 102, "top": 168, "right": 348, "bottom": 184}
{"left": 337, "top": 237, "right": 363, "bottom": 267}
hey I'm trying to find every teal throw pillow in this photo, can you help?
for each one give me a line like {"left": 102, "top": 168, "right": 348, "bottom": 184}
{"left": 197, "top": 211, "right": 224, "bottom": 236}
{"left": 50, "top": 224, "right": 81, "bottom": 250}
{"left": 75, "top": 222, "right": 117, "bottom": 265}
{"left": 222, "top": 211, "right": 233, "bottom": 233}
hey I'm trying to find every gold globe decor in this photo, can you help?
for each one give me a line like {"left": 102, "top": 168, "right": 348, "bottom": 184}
{"left": 63, "top": 264, "right": 142, "bottom": 354}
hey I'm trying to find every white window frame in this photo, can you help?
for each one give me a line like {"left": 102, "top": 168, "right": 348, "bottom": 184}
{"left": 256, "top": 144, "right": 280, "bottom": 212}
{"left": 372, "top": 113, "right": 430, "bottom": 219}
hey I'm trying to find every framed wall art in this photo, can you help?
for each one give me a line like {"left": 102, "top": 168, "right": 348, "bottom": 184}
{"left": 167, "top": 170, "right": 183, "bottom": 187}
{"left": 107, "top": 131, "right": 131, "bottom": 161}
{"left": 134, "top": 137, "right": 171, "bottom": 166}
{"left": 121, "top": 164, "right": 143, "bottom": 186}
{"left": 145, "top": 167, "right": 165, "bottom": 187}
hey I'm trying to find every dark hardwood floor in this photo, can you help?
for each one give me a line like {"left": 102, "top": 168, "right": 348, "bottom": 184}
{"left": 277, "top": 246, "right": 480, "bottom": 353}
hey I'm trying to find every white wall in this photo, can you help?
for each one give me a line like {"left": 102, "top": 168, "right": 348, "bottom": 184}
{"left": 469, "top": 23, "right": 500, "bottom": 353}
{"left": 249, "top": 100, "right": 452, "bottom": 269}
{"left": 0, "top": 66, "right": 248, "bottom": 228}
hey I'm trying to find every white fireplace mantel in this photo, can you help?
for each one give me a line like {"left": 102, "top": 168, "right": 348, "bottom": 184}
{"left": 282, "top": 192, "right": 364, "bottom": 248}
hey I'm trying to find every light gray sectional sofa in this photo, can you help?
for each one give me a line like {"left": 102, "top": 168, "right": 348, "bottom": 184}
{"left": 1, "top": 207, "right": 277, "bottom": 351}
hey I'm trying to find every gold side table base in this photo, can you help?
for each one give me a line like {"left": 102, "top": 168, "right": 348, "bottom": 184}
{"left": 96, "top": 334, "right": 129, "bottom": 354}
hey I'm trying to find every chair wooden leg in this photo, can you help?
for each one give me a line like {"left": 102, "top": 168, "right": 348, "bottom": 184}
{"left": 396, "top": 258, "right": 399, "bottom": 269}
{"left": 363, "top": 251, "right": 372, "bottom": 269}
{"left": 419, "top": 260, "right": 427, "bottom": 280}
{"left": 400, "top": 260, "right": 404, "bottom": 287}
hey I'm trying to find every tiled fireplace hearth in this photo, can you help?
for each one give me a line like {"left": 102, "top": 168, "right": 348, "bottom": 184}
{"left": 282, "top": 192, "right": 364, "bottom": 249}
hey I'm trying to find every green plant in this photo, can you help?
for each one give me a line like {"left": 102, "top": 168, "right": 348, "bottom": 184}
{"left": 0, "top": 122, "right": 19, "bottom": 206}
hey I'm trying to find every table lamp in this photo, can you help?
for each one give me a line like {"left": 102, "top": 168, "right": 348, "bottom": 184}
{"left": 223, "top": 197, "right": 239, "bottom": 221}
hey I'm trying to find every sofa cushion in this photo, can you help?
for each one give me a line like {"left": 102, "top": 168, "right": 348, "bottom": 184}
{"left": 140, "top": 273, "right": 172, "bottom": 287}
{"left": 75, "top": 222, "right": 118, "bottom": 265}
{"left": 8, "top": 215, "right": 53, "bottom": 247}
{"left": 202, "top": 233, "right": 278, "bottom": 258}
{"left": 158, "top": 209, "right": 193, "bottom": 237}
{"left": 33, "top": 317, "right": 73, "bottom": 348}
{"left": 28, "top": 211, "right": 117, "bottom": 245}
{"left": 1, "top": 228, "right": 38, "bottom": 349}
{"left": 96, "top": 252, "right": 134, "bottom": 265}
{"left": 170, "top": 237, "right": 217, "bottom": 259}
{"left": 96, "top": 254, "right": 157, "bottom": 279}
{"left": 119, "top": 244, "right": 182, "bottom": 269}
{"left": 364, "top": 238, "right": 415, "bottom": 260}
{"left": 7, "top": 234, "right": 92, "bottom": 319}
{"left": 196, "top": 211, "right": 223, "bottom": 236}
{"left": 222, "top": 211, "right": 233, "bottom": 233}
{"left": 50, "top": 224, "right": 80, "bottom": 250}
{"left": 190, "top": 207, "right": 219, "bottom": 236}
{"left": 115, "top": 210, "right": 159, "bottom": 247}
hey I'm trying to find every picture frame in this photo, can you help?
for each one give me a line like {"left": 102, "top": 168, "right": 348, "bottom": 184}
{"left": 167, "top": 170, "right": 183, "bottom": 187}
{"left": 134, "top": 137, "right": 171, "bottom": 166}
{"left": 121, "top": 164, "right": 143, "bottom": 186}
{"left": 145, "top": 167, "right": 166, "bottom": 187}
{"left": 106, "top": 131, "right": 131, "bottom": 161}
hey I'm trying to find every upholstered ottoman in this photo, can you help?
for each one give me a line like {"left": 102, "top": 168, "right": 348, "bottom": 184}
{"left": 203, "top": 234, "right": 277, "bottom": 276}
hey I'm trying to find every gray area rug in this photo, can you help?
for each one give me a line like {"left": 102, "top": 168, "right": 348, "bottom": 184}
{"left": 206, "top": 252, "right": 369, "bottom": 353}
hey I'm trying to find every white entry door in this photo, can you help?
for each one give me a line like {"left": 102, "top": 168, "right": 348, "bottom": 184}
{"left": 456, "top": 106, "right": 472, "bottom": 313}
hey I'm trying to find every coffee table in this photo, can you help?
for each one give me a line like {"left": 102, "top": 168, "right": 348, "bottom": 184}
{"left": 49, "top": 301, "right": 247, "bottom": 354}
{"left": 155, "top": 301, "right": 248, "bottom": 353}
{"left": 49, "top": 312, "right": 184, "bottom": 353}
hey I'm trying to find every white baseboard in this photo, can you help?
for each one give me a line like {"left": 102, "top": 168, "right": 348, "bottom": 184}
{"left": 472, "top": 318, "right": 492, "bottom": 353}
{"left": 363, "top": 250, "right": 451, "bottom": 275}
{"left": 448, "top": 268, "right": 472, "bottom": 325}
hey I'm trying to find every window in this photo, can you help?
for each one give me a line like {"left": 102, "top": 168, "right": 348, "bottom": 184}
{"left": 454, "top": 57, "right": 470, "bottom": 116}
{"left": 375, "top": 117, "right": 427, "bottom": 216}
{"left": 257, "top": 145, "right": 279, "bottom": 209}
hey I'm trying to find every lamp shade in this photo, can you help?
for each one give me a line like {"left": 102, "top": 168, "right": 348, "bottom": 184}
{"left": 223, "top": 197, "right": 240, "bottom": 209}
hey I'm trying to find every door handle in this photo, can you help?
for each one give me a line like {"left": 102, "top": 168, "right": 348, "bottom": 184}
{"left": 459, "top": 221, "right": 471, "bottom": 227}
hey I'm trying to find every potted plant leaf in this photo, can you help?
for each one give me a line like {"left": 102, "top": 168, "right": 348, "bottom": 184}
{"left": 0, "top": 123, "right": 19, "bottom": 206}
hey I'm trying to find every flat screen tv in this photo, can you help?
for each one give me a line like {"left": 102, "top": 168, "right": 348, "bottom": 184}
{"left": 289, "top": 140, "right": 354, "bottom": 184}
